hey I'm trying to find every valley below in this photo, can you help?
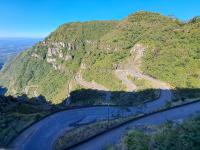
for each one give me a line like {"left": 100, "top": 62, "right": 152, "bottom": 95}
{"left": 0, "top": 11, "right": 200, "bottom": 150}
{"left": 0, "top": 38, "right": 41, "bottom": 70}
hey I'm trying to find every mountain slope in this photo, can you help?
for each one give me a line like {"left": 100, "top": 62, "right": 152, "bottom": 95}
{"left": 0, "top": 21, "right": 118, "bottom": 103}
{"left": 0, "top": 12, "right": 199, "bottom": 103}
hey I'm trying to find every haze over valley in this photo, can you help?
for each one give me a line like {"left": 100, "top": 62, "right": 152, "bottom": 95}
{"left": 0, "top": 38, "right": 41, "bottom": 69}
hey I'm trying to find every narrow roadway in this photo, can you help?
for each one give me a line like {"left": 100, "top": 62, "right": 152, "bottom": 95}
{"left": 72, "top": 101, "right": 200, "bottom": 150}
{"left": 6, "top": 42, "right": 194, "bottom": 150}
{"left": 10, "top": 86, "right": 171, "bottom": 150}
{"left": 11, "top": 68, "right": 172, "bottom": 150}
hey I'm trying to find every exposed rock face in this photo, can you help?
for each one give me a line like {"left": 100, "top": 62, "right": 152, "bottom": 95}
{"left": 65, "top": 55, "right": 72, "bottom": 61}
{"left": 42, "top": 40, "right": 100, "bottom": 70}
{"left": 59, "top": 52, "right": 63, "bottom": 59}
{"left": 47, "top": 58, "right": 56, "bottom": 63}
{"left": 31, "top": 53, "right": 42, "bottom": 59}
{"left": 42, "top": 39, "right": 94, "bottom": 71}
{"left": 80, "top": 63, "right": 87, "bottom": 69}
{"left": 130, "top": 43, "right": 146, "bottom": 57}
{"left": 86, "top": 40, "right": 92, "bottom": 44}
{"left": 41, "top": 41, "right": 75, "bottom": 71}
{"left": 130, "top": 43, "right": 146, "bottom": 69}
{"left": 43, "top": 41, "right": 78, "bottom": 50}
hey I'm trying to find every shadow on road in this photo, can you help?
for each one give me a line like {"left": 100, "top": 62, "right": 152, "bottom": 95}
{"left": 67, "top": 88, "right": 200, "bottom": 106}
{"left": 1, "top": 86, "right": 200, "bottom": 147}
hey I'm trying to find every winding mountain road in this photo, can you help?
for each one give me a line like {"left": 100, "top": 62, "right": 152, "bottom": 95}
{"left": 75, "top": 66, "right": 173, "bottom": 111}
{"left": 72, "top": 101, "right": 200, "bottom": 150}
{"left": 9, "top": 44, "right": 195, "bottom": 150}
{"left": 75, "top": 73, "right": 111, "bottom": 102}
{"left": 115, "top": 70, "right": 137, "bottom": 92}
{"left": 10, "top": 97, "right": 200, "bottom": 150}
{"left": 75, "top": 66, "right": 171, "bottom": 104}
{"left": 10, "top": 66, "right": 174, "bottom": 150}
{"left": 11, "top": 88, "right": 172, "bottom": 150}
{"left": 115, "top": 68, "right": 171, "bottom": 90}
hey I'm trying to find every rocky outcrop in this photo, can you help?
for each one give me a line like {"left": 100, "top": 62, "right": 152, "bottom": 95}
{"left": 130, "top": 43, "right": 146, "bottom": 57}
{"left": 31, "top": 53, "right": 42, "bottom": 59}
{"left": 47, "top": 58, "right": 56, "bottom": 63}
{"left": 42, "top": 41, "right": 78, "bottom": 51}
{"left": 40, "top": 41, "right": 76, "bottom": 71}
{"left": 65, "top": 55, "right": 72, "bottom": 61}
{"left": 130, "top": 43, "right": 146, "bottom": 66}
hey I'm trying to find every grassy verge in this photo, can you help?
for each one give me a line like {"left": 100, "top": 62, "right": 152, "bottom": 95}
{"left": 54, "top": 98, "right": 200, "bottom": 150}
{"left": 54, "top": 114, "right": 143, "bottom": 150}
{"left": 121, "top": 113, "right": 200, "bottom": 150}
{"left": 0, "top": 96, "right": 53, "bottom": 146}
{"left": 0, "top": 112, "right": 47, "bottom": 145}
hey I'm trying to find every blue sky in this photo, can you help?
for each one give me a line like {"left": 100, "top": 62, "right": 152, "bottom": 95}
{"left": 0, "top": 0, "right": 200, "bottom": 38}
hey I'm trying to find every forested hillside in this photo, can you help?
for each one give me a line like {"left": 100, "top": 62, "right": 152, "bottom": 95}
{"left": 0, "top": 12, "right": 199, "bottom": 103}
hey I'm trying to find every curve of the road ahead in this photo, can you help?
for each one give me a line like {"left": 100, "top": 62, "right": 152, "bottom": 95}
{"left": 10, "top": 87, "right": 171, "bottom": 150}
{"left": 10, "top": 99, "right": 200, "bottom": 150}
{"left": 10, "top": 68, "right": 173, "bottom": 150}
{"left": 11, "top": 54, "right": 173, "bottom": 150}
{"left": 75, "top": 73, "right": 111, "bottom": 103}
{"left": 10, "top": 96, "right": 170, "bottom": 150}
{"left": 72, "top": 101, "right": 200, "bottom": 150}
{"left": 11, "top": 47, "right": 173, "bottom": 149}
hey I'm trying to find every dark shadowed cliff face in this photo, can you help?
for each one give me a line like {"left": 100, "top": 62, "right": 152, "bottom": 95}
{"left": 0, "top": 12, "right": 199, "bottom": 104}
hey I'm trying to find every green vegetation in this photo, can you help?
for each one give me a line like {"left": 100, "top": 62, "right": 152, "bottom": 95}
{"left": 0, "top": 11, "right": 199, "bottom": 103}
{"left": 48, "top": 21, "right": 118, "bottom": 42}
{"left": 54, "top": 120, "right": 110, "bottom": 150}
{"left": 110, "top": 89, "right": 160, "bottom": 106}
{"left": 83, "top": 50, "right": 128, "bottom": 90}
{"left": 69, "top": 89, "right": 106, "bottom": 105}
{"left": 127, "top": 75, "right": 160, "bottom": 100}
{"left": 127, "top": 75, "right": 152, "bottom": 90}
{"left": 0, "top": 46, "right": 71, "bottom": 103}
{"left": 69, "top": 89, "right": 160, "bottom": 106}
{"left": 123, "top": 114, "right": 200, "bottom": 150}
{"left": 0, "top": 21, "right": 118, "bottom": 103}
{"left": 101, "top": 12, "right": 199, "bottom": 89}
{"left": 56, "top": 100, "right": 200, "bottom": 150}
{"left": 173, "top": 88, "right": 200, "bottom": 102}
{"left": 0, "top": 95, "right": 52, "bottom": 146}
{"left": 141, "top": 20, "right": 200, "bottom": 88}
{"left": 0, "top": 13, "right": 199, "bottom": 150}
{"left": 54, "top": 114, "right": 144, "bottom": 150}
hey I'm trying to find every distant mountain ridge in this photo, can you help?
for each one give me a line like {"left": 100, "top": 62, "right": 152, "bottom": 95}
{"left": 0, "top": 11, "right": 199, "bottom": 103}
